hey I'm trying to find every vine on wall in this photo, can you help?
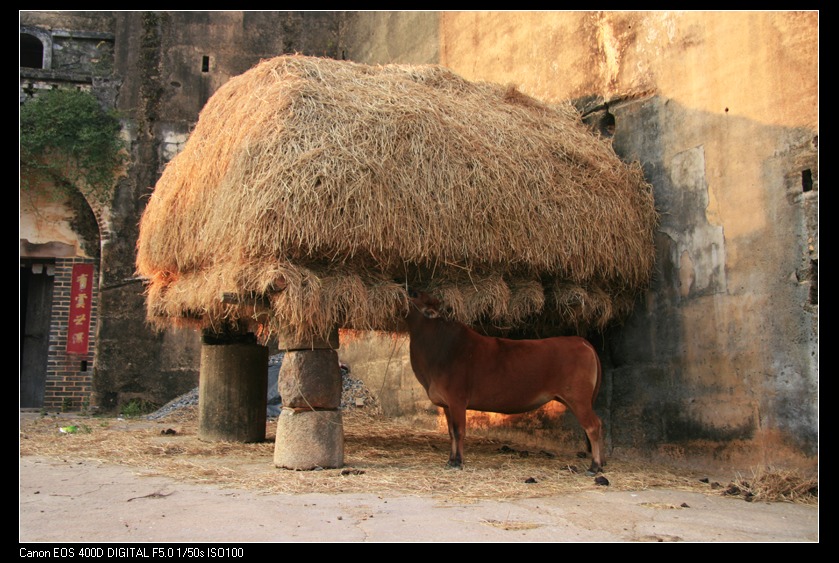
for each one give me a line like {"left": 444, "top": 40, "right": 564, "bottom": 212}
{"left": 20, "top": 88, "right": 127, "bottom": 206}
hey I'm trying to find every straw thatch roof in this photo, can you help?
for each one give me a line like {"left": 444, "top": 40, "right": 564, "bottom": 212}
{"left": 136, "top": 55, "right": 657, "bottom": 339}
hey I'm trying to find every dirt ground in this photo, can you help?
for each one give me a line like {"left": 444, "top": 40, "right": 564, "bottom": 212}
{"left": 19, "top": 411, "right": 818, "bottom": 543}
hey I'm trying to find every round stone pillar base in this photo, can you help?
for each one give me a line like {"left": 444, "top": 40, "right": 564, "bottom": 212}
{"left": 273, "top": 408, "right": 344, "bottom": 469}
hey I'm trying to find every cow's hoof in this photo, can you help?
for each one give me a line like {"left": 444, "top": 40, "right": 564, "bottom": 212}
{"left": 585, "top": 466, "right": 603, "bottom": 477}
{"left": 446, "top": 462, "right": 463, "bottom": 470}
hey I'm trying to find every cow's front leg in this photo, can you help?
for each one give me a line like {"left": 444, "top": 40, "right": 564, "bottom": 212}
{"left": 443, "top": 406, "right": 466, "bottom": 469}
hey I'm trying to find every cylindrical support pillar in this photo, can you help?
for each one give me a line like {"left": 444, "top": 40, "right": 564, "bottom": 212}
{"left": 274, "top": 327, "right": 344, "bottom": 469}
{"left": 198, "top": 335, "right": 268, "bottom": 443}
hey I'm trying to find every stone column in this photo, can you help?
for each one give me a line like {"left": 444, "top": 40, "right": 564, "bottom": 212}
{"left": 198, "top": 331, "right": 268, "bottom": 443}
{"left": 273, "top": 328, "right": 344, "bottom": 470}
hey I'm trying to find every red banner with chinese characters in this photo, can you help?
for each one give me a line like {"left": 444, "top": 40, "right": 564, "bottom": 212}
{"left": 66, "top": 263, "right": 94, "bottom": 354}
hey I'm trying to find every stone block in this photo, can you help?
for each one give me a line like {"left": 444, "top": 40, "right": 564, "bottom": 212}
{"left": 279, "top": 349, "right": 342, "bottom": 409}
{"left": 273, "top": 408, "right": 344, "bottom": 470}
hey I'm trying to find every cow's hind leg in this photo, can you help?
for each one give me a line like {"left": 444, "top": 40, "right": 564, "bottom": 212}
{"left": 558, "top": 398, "right": 605, "bottom": 475}
{"left": 442, "top": 406, "right": 466, "bottom": 469}
{"left": 576, "top": 409, "right": 605, "bottom": 476}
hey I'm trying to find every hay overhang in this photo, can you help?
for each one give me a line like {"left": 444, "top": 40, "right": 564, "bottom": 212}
{"left": 136, "top": 55, "right": 657, "bottom": 338}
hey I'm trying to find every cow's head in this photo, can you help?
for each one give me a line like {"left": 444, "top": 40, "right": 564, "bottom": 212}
{"left": 408, "top": 289, "right": 441, "bottom": 319}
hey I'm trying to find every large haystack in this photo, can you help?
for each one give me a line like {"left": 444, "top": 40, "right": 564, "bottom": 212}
{"left": 137, "top": 55, "right": 656, "bottom": 339}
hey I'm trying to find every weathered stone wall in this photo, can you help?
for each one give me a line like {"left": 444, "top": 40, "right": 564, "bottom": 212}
{"left": 339, "top": 11, "right": 818, "bottom": 470}
{"left": 337, "top": 331, "right": 433, "bottom": 418}
{"left": 21, "top": 11, "right": 115, "bottom": 34}
{"left": 449, "top": 11, "right": 818, "bottom": 469}
{"left": 97, "top": 11, "right": 343, "bottom": 411}
{"left": 340, "top": 11, "right": 439, "bottom": 64}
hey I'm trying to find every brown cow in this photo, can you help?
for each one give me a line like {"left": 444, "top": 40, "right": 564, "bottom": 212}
{"left": 405, "top": 290, "right": 605, "bottom": 475}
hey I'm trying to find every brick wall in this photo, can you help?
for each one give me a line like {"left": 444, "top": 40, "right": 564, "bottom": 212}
{"left": 44, "top": 257, "right": 98, "bottom": 411}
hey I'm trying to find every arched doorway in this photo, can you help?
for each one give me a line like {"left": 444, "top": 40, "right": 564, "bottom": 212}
{"left": 19, "top": 187, "right": 101, "bottom": 411}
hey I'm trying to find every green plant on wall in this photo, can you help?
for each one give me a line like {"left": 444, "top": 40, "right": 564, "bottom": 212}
{"left": 20, "top": 88, "right": 127, "bottom": 205}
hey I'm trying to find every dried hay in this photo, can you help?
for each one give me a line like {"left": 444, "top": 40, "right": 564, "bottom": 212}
{"left": 725, "top": 467, "right": 819, "bottom": 504}
{"left": 137, "top": 55, "right": 657, "bottom": 339}
{"left": 19, "top": 411, "right": 816, "bottom": 505}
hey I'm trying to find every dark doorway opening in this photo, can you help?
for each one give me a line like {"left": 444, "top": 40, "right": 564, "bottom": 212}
{"left": 20, "top": 260, "right": 55, "bottom": 408}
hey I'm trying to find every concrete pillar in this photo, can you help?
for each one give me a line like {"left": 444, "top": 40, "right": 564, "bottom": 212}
{"left": 273, "top": 327, "right": 344, "bottom": 469}
{"left": 198, "top": 332, "right": 268, "bottom": 443}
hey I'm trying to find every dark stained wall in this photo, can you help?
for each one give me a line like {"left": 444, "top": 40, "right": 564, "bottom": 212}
{"left": 98, "top": 11, "right": 343, "bottom": 410}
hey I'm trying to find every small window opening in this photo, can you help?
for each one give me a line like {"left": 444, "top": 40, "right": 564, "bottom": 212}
{"left": 21, "top": 33, "right": 44, "bottom": 69}
{"left": 80, "top": 360, "right": 88, "bottom": 372}
{"left": 809, "top": 259, "right": 817, "bottom": 305}
{"left": 801, "top": 169, "right": 813, "bottom": 193}
{"left": 201, "top": 55, "right": 210, "bottom": 73}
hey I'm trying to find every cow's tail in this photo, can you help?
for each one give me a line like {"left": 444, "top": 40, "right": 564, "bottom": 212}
{"left": 592, "top": 347, "right": 603, "bottom": 405}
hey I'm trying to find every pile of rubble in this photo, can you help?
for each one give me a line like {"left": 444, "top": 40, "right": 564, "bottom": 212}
{"left": 148, "top": 355, "right": 380, "bottom": 420}
{"left": 339, "top": 364, "right": 382, "bottom": 414}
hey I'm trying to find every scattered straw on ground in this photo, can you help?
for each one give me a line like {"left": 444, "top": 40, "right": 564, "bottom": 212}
{"left": 19, "top": 410, "right": 816, "bottom": 505}
{"left": 726, "top": 467, "right": 819, "bottom": 505}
